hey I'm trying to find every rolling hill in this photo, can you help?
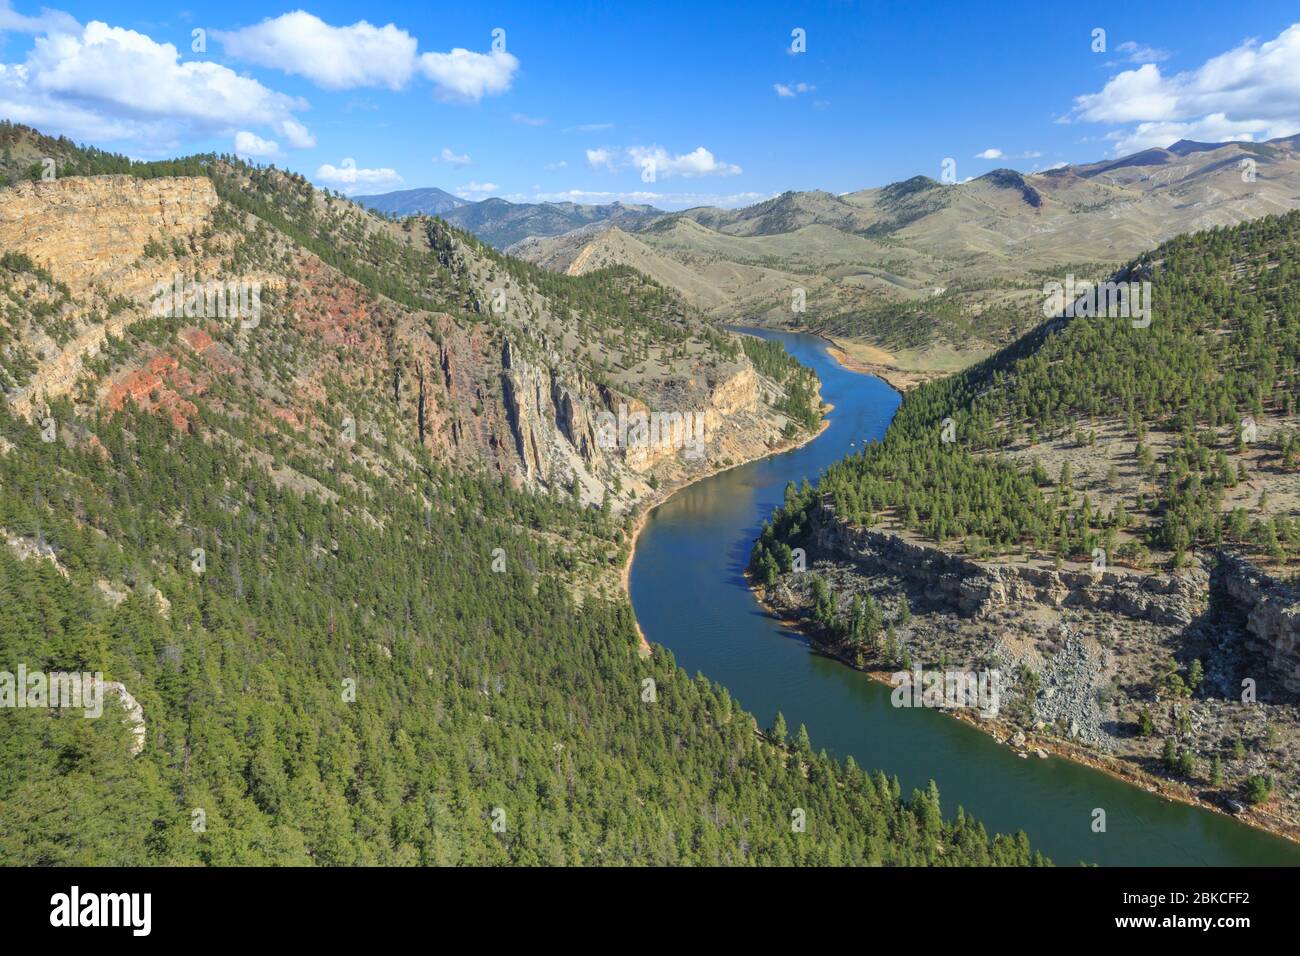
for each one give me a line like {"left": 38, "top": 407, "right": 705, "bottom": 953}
{"left": 352, "top": 186, "right": 468, "bottom": 216}
{"left": 513, "top": 135, "right": 1300, "bottom": 386}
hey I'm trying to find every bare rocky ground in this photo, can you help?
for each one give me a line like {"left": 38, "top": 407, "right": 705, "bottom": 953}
{"left": 759, "top": 554, "right": 1300, "bottom": 842}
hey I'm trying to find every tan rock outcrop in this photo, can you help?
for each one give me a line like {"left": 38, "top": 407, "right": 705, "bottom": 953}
{"left": 0, "top": 175, "right": 218, "bottom": 296}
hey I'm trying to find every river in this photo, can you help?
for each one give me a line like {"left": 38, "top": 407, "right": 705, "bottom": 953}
{"left": 628, "top": 327, "right": 1300, "bottom": 866}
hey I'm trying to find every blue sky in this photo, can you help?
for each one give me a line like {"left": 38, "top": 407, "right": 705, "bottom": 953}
{"left": 2, "top": 0, "right": 1298, "bottom": 208}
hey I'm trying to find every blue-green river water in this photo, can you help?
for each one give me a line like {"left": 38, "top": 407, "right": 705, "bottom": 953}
{"left": 629, "top": 328, "right": 1300, "bottom": 865}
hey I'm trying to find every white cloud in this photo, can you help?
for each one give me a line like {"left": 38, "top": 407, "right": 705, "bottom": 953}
{"left": 216, "top": 12, "right": 520, "bottom": 103}
{"left": 1104, "top": 114, "right": 1283, "bottom": 155}
{"left": 215, "top": 12, "right": 417, "bottom": 90}
{"left": 315, "top": 157, "right": 403, "bottom": 194}
{"left": 512, "top": 113, "right": 546, "bottom": 126}
{"left": 587, "top": 145, "right": 742, "bottom": 178}
{"left": 0, "top": 13, "right": 312, "bottom": 151}
{"left": 0, "top": 0, "right": 78, "bottom": 34}
{"left": 1071, "top": 24, "right": 1300, "bottom": 154}
{"left": 974, "top": 148, "right": 1004, "bottom": 159}
{"left": 418, "top": 48, "right": 518, "bottom": 102}
{"left": 278, "top": 118, "right": 316, "bottom": 149}
{"left": 635, "top": 146, "right": 741, "bottom": 178}
{"left": 570, "top": 122, "right": 613, "bottom": 132}
{"left": 585, "top": 147, "right": 616, "bottom": 171}
{"left": 774, "top": 82, "right": 814, "bottom": 97}
{"left": 1111, "top": 41, "right": 1171, "bottom": 65}
{"left": 544, "top": 160, "right": 567, "bottom": 170}
{"left": 457, "top": 181, "right": 499, "bottom": 197}
{"left": 522, "top": 187, "right": 770, "bottom": 210}
{"left": 435, "top": 146, "right": 471, "bottom": 166}
{"left": 234, "top": 130, "right": 279, "bottom": 159}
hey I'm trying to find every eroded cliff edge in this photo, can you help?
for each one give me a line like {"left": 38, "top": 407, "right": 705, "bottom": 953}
{"left": 756, "top": 497, "right": 1300, "bottom": 842}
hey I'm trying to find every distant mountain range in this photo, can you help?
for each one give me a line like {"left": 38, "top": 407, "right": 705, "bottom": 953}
{"left": 348, "top": 135, "right": 1300, "bottom": 382}
{"left": 353, "top": 189, "right": 662, "bottom": 248}
{"left": 352, "top": 186, "right": 469, "bottom": 216}
{"left": 506, "top": 134, "right": 1300, "bottom": 381}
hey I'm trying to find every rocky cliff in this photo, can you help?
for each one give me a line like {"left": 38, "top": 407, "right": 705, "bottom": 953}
{"left": 498, "top": 337, "right": 782, "bottom": 508}
{"left": 1213, "top": 553, "right": 1300, "bottom": 694}
{"left": 806, "top": 499, "right": 1207, "bottom": 626}
{"left": 807, "top": 499, "right": 1300, "bottom": 692}
{"left": 758, "top": 501, "right": 1300, "bottom": 838}
{"left": 1, "top": 173, "right": 809, "bottom": 518}
{"left": 0, "top": 175, "right": 218, "bottom": 296}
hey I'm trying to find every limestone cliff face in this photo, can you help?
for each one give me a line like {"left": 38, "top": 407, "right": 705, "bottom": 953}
{"left": 0, "top": 175, "right": 224, "bottom": 416}
{"left": 500, "top": 338, "right": 608, "bottom": 489}
{"left": 0, "top": 175, "right": 218, "bottom": 297}
{"left": 807, "top": 499, "right": 1300, "bottom": 694}
{"left": 708, "top": 365, "right": 760, "bottom": 417}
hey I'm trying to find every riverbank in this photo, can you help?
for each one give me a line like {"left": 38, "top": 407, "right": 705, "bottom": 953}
{"left": 746, "top": 571, "right": 1300, "bottom": 848}
{"left": 819, "top": 335, "right": 959, "bottom": 393}
{"left": 621, "top": 409, "right": 833, "bottom": 655}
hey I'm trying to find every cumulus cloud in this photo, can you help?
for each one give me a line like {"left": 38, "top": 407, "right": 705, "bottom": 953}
{"left": 1070, "top": 24, "right": 1300, "bottom": 154}
{"left": 774, "top": 82, "right": 814, "bottom": 97}
{"left": 586, "top": 145, "right": 742, "bottom": 178}
{"left": 457, "top": 181, "right": 499, "bottom": 197}
{"left": 434, "top": 146, "right": 471, "bottom": 166}
{"left": 234, "top": 130, "right": 279, "bottom": 159}
{"left": 522, "top": 187, "right": 770, "bottom": 210}
{"left": 270, "top": 117, "right": 315, "bottom": 149}
{"left": 0, "top": 11, "right": 313, "bottom": 151}
{"left": 974, "top": 148, "right": 1004, "bottom": 159}
{"left": 419, "top": 48, "right": 518, "bottom": 102}
{"left": 215, "top": 11, "right": 417, "bottom": 90}
{"left": 315, "top": 157, "right": 403, "bottom": 194}
{"left": 585, "top": 147, "right": 616, "bottom": 171}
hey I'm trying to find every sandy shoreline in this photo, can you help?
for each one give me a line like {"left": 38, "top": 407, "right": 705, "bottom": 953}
{"left": 822, "top": 341, "right": 925, "bottom": 393}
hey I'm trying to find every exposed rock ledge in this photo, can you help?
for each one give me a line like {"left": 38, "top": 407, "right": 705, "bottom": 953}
{"left": 1214, "top": 553, "right": 1300, "bottom": 694}
{"left": 805, "top": 499, "right": 1207, "bottom": 627}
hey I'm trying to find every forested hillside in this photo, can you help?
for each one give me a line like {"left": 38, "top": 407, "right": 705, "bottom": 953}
{"left": 758, "top": 211, "right": 1300, "bottom": 574}
{"left": 749, "top": 213, "right": 1300, "bottom": 835}
{"left": 0, "top": 125, "right": 1043, "bottom": 866}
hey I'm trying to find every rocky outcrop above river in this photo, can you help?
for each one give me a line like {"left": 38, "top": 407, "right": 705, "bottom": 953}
{"left": 805, "top": 498, "right": 1207, "bottom": 626}
{"left": 757, "top": 499, "right": 1300, "bottom": 838}
{"left": 1212, "top": 553, "right": 1300, "bottom": 694}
